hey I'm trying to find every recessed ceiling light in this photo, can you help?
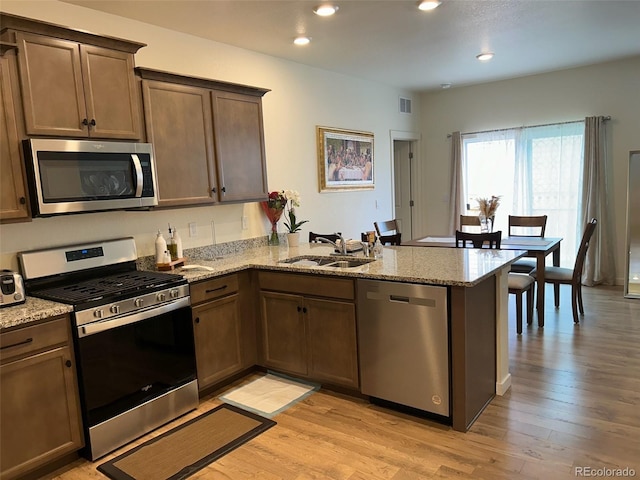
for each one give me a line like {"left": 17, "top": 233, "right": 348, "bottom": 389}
{"left": 418, "top": 0, "right": 442, "bottom": 11}
{"left": 294, "top": 36, "right": 311, "bottom": 46}
{"left": 441, "top": 83, "right": 452, "bottom": 89}
{"left": 476, "top": 52, "right": 495, "bottom": 61}
{"left": 313, "top": 4, "right": 339, "bottom": 16}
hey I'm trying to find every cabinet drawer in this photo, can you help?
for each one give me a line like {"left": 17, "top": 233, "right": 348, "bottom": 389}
{"left": 0, "top": 316, "right": 70, "bottom": 363}
{"left": 190, "top": 274, "right": 239, "bottom": 305}
{"left": 258, "top": 271, "right": 355, "bottom": 301}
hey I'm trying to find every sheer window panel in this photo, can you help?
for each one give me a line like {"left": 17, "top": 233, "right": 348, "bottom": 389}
{"left": 462, "top": 121, "right": 584, "bottom": 267}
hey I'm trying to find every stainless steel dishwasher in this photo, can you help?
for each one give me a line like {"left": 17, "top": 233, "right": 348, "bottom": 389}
{"left": 357, "top": 279, "right": 449, "bottom": 417}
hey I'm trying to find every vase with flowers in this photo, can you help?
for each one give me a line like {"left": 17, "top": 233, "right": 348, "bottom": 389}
{"left": 260, "top": 191, "right": 287, "bottom": 245}
{"left": 282, "top": 189, "right": 308, "bottom": 247}
{"left": 476, "top": 195, "right": 501, "bottom": 232}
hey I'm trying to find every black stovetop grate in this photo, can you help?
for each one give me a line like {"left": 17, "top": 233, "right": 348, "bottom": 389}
{"left": 32, "top": 270, "right": 185, "bottom": 304}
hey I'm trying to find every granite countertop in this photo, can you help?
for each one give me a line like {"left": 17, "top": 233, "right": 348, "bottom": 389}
{"left": 1, "top": 242, "right": 525, "bottom": 330}
{"left": 177, "top": 243, "right": 525, "bottom": 286}
{"left": 0, "top": 297, "right": 74, "bottom": 330}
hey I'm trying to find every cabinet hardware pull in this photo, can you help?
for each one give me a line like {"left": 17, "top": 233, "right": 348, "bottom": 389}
{"left": 65, "top": 360, "right": 72, "bottom": 368}
{"left": 90, "top": 119, "right": 96, "bottom": 126}
{"left": 212, "top": 187, "right": 216, "bottom": 193}
{"left": 82, "top": 118, "right": 89, "bottom": 126}
{"left": 205, "top": 285, "right": 227, "bottom": 294}
{"left": 1, "top": 337, "right": 33, "bottom": 350}
{"left": 302, "top": 307, "right": 307, "bottom": 313}
{"left": 221, "top": 186, "right": 226, "bottom": 194}
{"left": 19, "top": 197, "right": 26, "bottom": 205}
{"left": 195, "top": 317, "right": 200, "bottom": 323}
{"left": 297, "top": 306, "right": 301, "bottom": 312}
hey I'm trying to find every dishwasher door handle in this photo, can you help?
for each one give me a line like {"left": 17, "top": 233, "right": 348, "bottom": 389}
{"left": 365, "top": 290, "right": 437, "bottom": 307}
{"left": 389, "top": 295, "right": 410, "bottom": 303}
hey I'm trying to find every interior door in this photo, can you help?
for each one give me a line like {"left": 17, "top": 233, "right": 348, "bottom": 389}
{"left": 393, "top": 140, "right": 413, "bottom": 240}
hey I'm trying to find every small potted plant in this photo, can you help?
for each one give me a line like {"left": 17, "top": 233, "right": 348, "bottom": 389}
{"left": 283, "top": 189, "right": 308, "bottom": 247}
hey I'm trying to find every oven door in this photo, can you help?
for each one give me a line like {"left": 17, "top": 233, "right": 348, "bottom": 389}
{"left": 74, "top": 299, "right": 196, "bottom": 428}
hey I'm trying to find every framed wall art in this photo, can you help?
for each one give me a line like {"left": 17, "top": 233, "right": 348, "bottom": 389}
{"left": 316, "top": 126, "right": 374, "bottom": 192}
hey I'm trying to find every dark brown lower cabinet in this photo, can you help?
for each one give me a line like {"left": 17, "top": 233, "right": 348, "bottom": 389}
{"left": 258, "top": 272, "right": 359, "bottom": 389}
{"left": 191, "top": 272, "right": 255, "bottom": 391}
{"left": 0, "top": 316, "right": 83, "bottom": 480}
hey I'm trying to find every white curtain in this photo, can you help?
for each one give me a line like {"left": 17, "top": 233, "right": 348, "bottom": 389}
{"left": 581, "top": 116, "right": 616, "bottom": 285}
{"left": 447, "top": 131, "right": 462, "bottom": 235}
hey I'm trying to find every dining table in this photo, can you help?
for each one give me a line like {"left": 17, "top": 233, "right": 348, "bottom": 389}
{"left": 402, "top": 235, "right": 563, "bottom": 327}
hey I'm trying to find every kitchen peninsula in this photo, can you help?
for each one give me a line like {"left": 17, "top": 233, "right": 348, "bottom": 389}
{"left": 2, "top": 241, "right": 523, "bottom": 441}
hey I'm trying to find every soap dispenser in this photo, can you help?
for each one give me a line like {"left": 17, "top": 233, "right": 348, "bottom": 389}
{"left": 155, "top": 230, "right": 167, "bottom": 265}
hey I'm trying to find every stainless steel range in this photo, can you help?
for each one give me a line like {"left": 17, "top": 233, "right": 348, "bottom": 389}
{"left": 18, "top": 237, "right": 198, "bottom": 460}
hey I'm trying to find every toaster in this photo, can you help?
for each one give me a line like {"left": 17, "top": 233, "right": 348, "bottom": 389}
{"left": 0, "top": 270, "right": 26, "bottom": 308}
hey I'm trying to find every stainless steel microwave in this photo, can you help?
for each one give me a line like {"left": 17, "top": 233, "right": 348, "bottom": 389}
{"left": 23, "top": 139, "right": 158, "bottom": 216}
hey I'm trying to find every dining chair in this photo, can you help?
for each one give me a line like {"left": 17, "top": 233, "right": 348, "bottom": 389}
{"left": 455, "top": 230, "right": 535, "bottom": 334}
{"left": 374, "top": 219, "right": 402, "bottom": 245}
{"left": 309, "top": 232, "right": 341, "bottom": 243}
{"left": 508, "top": 215, "right": 548, "bottom": 274}
{"left": 530, "top": 218, "right": 598, "bottom": 324}
{"left": 455, "top": 230, "right": 502, "bottom": 249}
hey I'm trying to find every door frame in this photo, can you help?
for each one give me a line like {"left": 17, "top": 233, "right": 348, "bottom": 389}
{"left": 390, "top": 130, "right": 420, "bottom": 240}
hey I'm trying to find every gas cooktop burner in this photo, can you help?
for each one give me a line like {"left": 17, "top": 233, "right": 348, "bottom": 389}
{"left": 33, "top": 270, "right": 186, "bottom": 305}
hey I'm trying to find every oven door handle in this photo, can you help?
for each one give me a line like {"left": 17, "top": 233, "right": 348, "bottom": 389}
{"left": 77, "top": 297, "right": 191, "bottom": 338}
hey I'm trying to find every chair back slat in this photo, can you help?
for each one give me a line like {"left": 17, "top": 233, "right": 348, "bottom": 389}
{"left": 455, "top": 230, "right": 502, "bottom": 249}
{"left": 379, "top": 233, "right": 402, "bottom": 246}
{"left": 508, "top": 215, "right": 547, "bottom": 237}
{"left": 374, "top": 219, "right": 400, "bottom": 237}
{"left": 459, "top": 215, "right": 481, "bottom": 232}
{"left": 309, "top": 232, "right": 341, "bottom": 243}
{"left": 572, "top": 218, "right": 598, "bottom": 283}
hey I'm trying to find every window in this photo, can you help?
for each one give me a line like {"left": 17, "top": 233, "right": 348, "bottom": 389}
{"left": 462, "top": 121, "right": 584, "bottom": 266}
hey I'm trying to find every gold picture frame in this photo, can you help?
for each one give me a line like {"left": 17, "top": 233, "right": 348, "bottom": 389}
{"left": 317, "top": 126, "right": 374, "bottom": 192}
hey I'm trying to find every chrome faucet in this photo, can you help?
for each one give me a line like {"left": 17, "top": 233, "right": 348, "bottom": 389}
{"left": 316, "top": 233, "right": 349, "bottom": 255}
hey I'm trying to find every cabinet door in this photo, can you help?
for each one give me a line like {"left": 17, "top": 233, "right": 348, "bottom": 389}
{"left": 211, "top": 91, "right": 268, "bottom": 202}
{"left": 306, "top": 297, "right": 359, "bottom": 388}
{"left": 142, "top": 80, "right": 218, "bottom": 207}
{"left": 0, "top": 346, "right": 83, "bottom": 480}
{"left": 192, "top": 294, "right": 243, "bottom": 390}
{"left": 0, "top": 54, "right": 29, "bottom": 222}
{"left": 80, "top": 45, "right": 141, "bottom": 139}
{"left": 16, "top": 32, "right": 88, "bottom": 137}
{"left": 259, "top": 291, "right": 307, "bottom": 375}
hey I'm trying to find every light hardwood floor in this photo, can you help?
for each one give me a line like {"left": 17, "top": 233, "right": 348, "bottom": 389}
{"left": 43, "top": 285, "right": 640, "bottom": 479}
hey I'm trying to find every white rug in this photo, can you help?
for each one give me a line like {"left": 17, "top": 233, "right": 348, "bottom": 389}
{"left": 219, "top": 373, "right": 319, "bottom": 418}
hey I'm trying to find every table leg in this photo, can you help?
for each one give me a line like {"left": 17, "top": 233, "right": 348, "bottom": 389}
{"left": 536, "top": 253, "right": 545, "bottom": 327}
{"left": 553, "top": 245, "right": 561, "bottom": 308}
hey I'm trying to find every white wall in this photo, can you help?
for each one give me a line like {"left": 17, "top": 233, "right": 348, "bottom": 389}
{"left": 418, "top": 56, "right": 640, "bottom": 284}
{"left": 0, "top": 1, "right": 420, "bottom": 271}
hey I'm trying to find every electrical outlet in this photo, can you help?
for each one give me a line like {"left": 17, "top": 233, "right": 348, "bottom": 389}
{"left": 188, "top": 222, "right": 197, "bottom": 237}
{"left": 241, "top": 216, "right": 248, "bottom": 230}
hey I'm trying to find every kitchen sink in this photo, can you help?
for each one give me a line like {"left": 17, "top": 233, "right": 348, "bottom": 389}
{"left": 324, "top": 259, "right": 375, "bottom": 268}
{"left": 279, "top": 255, "right": 375, "bottom": 268}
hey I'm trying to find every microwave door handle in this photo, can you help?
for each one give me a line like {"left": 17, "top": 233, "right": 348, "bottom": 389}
{"left": 131, "top": 154, "right": 143, "bottom": 197}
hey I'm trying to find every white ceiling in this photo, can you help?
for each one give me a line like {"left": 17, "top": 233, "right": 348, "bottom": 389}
{"left": 61, "top": 0, "right": 640, "bottom": 92}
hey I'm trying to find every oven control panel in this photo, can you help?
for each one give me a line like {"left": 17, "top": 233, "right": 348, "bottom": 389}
{"left": 75, "top": 284, "right": 189, "bottom": 327}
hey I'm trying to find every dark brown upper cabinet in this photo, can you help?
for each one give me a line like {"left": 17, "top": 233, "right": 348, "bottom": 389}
{"left": 137, "top": 68, "right": 269, "bottom": 206}
{"left": 0, "top": 13, "right": 145, "bottom": 139}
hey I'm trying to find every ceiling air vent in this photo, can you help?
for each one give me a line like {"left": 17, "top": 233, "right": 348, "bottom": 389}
{"left": 399, "top": 97, "right": 412, "bottom": 114}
